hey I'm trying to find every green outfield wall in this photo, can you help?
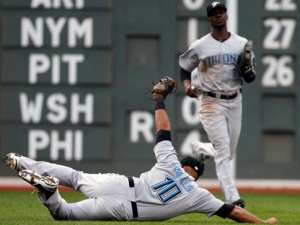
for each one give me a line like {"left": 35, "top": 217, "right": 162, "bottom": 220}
{"left": 0, "top": 0, "right": 299, "bottom": 179}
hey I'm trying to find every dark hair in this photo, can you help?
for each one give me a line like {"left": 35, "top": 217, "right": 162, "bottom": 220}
{"left": 180, "top": 156, "right": 205, "bottom": 179}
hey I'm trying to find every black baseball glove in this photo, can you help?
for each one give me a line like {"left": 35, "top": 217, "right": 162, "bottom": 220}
{"left": 150, "top": 76, "right": 178, "bottom": 100}
{"left": 238, "top": 40, "right": 256, "bottom": 83}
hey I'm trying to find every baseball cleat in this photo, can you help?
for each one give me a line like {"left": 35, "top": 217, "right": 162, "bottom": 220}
{"left": 191, "top": 141, "right": 215, "bottom": 163}
{"left": 19, "top": 170, "right": 59, "bottom": 195}
{"left": 6, "top": 153, "right": 21, "bottom": 170}
{"left": 231, "top": 199, "right": 245, "bottom": 208}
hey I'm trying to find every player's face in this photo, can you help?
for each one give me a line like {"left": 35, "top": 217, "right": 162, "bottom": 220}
{"left": 208, "top": 9, "right": 227, "bottom": 28}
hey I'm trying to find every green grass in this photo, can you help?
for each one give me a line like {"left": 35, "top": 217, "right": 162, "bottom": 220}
{"left": 0, "top": 191, "right": 299, "bottom": 224}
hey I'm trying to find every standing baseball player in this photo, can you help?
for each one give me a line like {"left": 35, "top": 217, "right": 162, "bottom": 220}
{"left": 5, "top": 77, "right": 276, "bottom": 223}
{"left": 179, "top": 2, "right": 256, "bottom": 208}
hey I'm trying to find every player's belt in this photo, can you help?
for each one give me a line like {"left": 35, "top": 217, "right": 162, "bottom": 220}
{"left": 127, "top": 176, "right": 138, "bottom": 218}
{"left": 203, "top": 91, "right": 239, "bottom": 100}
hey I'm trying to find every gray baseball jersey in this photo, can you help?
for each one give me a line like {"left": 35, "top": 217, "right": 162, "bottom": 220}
{"left": 179, "top": 32, "right": 251, "bottom": 93}
{"left": 17, "top": 140, "right": 224, "bottom": 221}
{"left": 134, "top": 140, "right": 223, "bottom": 220}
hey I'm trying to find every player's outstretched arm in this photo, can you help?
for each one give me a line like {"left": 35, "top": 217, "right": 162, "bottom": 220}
{"left": 155, "top": 107, "right": 171, "bottom": 133}
{"left": 153, "top": 92, "right": 171, "bottom": 133}
{"left": 228, "top": 206, "right": 277, "bottom": 224}
{"left": 149, "top": 77, "right": 177, "bottom": 133}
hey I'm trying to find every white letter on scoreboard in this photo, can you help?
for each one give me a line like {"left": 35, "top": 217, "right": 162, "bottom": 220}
{"left": 68, "top": 18, "right": 93, "bottom": 47}
{"left": 45, "top": 17, "right": 66, "bottom": 47}
{"left": 47, "top": 93, "right": 67, "bottom": 124}
{"left": 19, "top": 92, "right": 44, "bottom": 123}
{"left": 28, "top": 130, "right": 50, "bottom": 158}
{"left": 21, "top": 17, "right": 44, "bottom": 47}
{"left": 29, "top": 54, "right": 50, "bottom": 84}
{"left": 70, "top": 93, "right": 94, "bottom": 124}
{"left": 62, "top": 54, "right": 84, "bottom": 84}
{"left": 130, "top": 111, "right": 154, "bottom": 143}
{"left": 50, "top": 130, "right": 73, "bottom": 161}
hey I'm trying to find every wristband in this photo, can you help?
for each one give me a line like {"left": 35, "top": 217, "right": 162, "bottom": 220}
{"left": 155, "top": 98, "right": 165, "bottom": 110}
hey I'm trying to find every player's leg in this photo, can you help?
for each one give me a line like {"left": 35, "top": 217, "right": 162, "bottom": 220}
{"left": 227, "top": 95, "right": 242, "bottom": 159}
{"left": 44, "top": 193, "right": 102, "bottom": 220}
{"left": 226, "top": 95, "right": 245, "bottom": 207}
{"left": 6, "top": 154, "right": 102, "bottom": 198}
{"left": 192, "top": 97, "right": 216, "bottom": 162}
{"left": 200, "top": 96, "right": 240, "bottom": 204}
{"left": 191, "top": 141, "right": 216, "bottom": 162}
{"left": 7, "top": 154, "right": 81, "bottom": 188}
{"left": 40, "top": 191, "right": 129, "bottom": 221}
{"left": 38, "top": 175, "right": 133, "bottom": 221}
{"left": 213, "top": 132, "right": 240, "bottom": 205}
{"left": 18, "top": 169, "right": 129, "bottom": 221}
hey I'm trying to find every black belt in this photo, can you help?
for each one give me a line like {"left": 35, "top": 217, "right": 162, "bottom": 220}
{"left": 204, "top": 91, "right": 239, "bottom": 100}
{"left": 127, "top": 176, "right": 138, "bottom": 218}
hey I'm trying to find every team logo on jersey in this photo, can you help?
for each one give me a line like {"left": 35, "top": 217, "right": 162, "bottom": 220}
{"left": 202, "top": 53, "right": 239, "bottom": 68}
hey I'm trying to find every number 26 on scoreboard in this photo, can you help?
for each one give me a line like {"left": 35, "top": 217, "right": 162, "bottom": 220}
{"left": 261, "top": 55, "right": 294, "bottom": 88}
{"left": 261, "top": 17, "right": 296, "bottom": 88}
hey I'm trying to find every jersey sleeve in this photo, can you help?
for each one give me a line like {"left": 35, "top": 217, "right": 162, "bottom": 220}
{"left": 179, "top": 48, "right": 199, "bottom": 72}
{"left": 192, "top": 188, "right": 225, "bottom": 218}
{"left": 153, "top": 140, "right": 178, "bottom": 164}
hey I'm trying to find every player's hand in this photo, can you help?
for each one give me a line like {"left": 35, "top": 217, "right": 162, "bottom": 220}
{"left": 185, "top": 84, "right": 201, "bottom": 99}
{"left": 264, "top": 217, "right": 278, "bottom": 224}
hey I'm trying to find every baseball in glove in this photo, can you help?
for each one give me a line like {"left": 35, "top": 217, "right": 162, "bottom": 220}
{"left": 149, "top": 76, "right": 178, "bottom": 100}
{"left": 238, "top": 40, "right": 256, "bottom": 83}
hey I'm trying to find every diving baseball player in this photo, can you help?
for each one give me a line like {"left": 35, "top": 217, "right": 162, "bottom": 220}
{"left": 179, "top": 2, "right": 256, "bottom": 208}
{"left": 5, "top": 77, "right": 276, "bottom": 223}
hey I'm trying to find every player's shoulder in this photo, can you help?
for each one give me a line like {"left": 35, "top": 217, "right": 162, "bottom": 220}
{"left": 230, "top": 32, "right": 248, "bottom": 43}
{"left": 189, "top": 33, "right": 212, "bottom": 48}
{"left": 199, "top": 33, "right": 212, "bottom": 40}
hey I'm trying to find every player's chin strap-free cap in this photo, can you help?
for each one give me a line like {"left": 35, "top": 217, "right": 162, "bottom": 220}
{"left": 180, "top": 156, "right": 204, "bottom": 179}
{"left": 206, "top": 2, "right": 227, "bottom": 17}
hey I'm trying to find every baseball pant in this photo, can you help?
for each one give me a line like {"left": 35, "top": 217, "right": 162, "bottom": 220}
{"left": 199, "top": 94, "right": 242, "bottom": 204}
{"left": 17, "top": 156, "right": 135, "bottom": 220}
